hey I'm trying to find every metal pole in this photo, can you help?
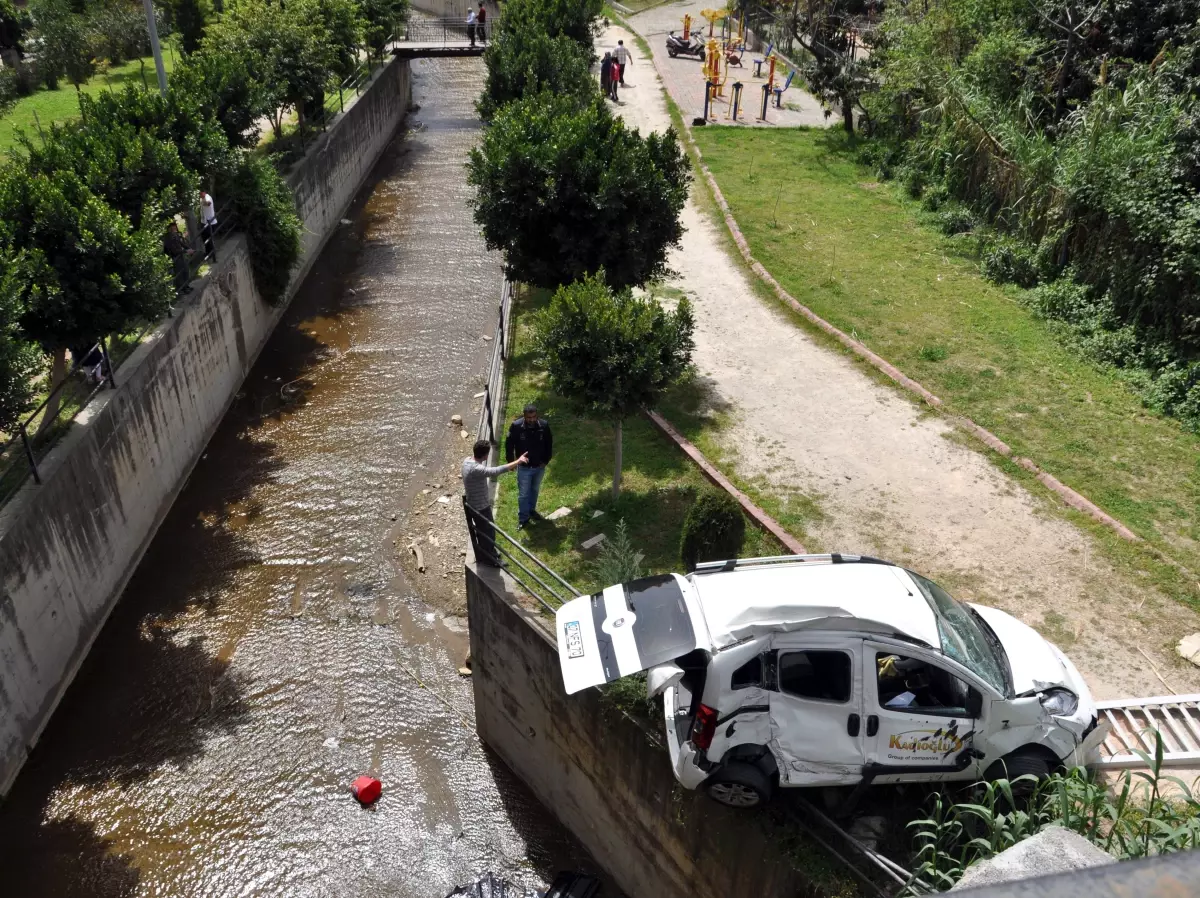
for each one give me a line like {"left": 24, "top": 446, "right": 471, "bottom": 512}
{"left": 142, "top": 0, "right": 168, "bottom": 96}
{"left": 102, "top": 338, "right": 116, "bottom": 388}
{"left": 484, "top": 385, "right": 496, "bottom": 444}
{"left": 19, "top": 424, "right": 41, "bottom": 484}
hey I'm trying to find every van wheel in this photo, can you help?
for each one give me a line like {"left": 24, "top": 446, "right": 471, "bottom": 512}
{"left": 705, "top": 762, "right": 772, "bottom": 809}
{"left": 983, "top": 751, "right": 1051, "bottom": 810}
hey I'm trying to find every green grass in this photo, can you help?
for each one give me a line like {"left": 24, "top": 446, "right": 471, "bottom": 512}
{"left": 494, "top": 287, "right": 782, "bottom": 599}
{"left": 0, "top": 43, "right": 181, "bottom": 155}
{"left": 690, "top": 125, "right": 1200, "bottom": 610}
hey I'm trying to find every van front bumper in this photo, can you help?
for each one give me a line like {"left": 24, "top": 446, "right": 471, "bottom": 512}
{"left": 663, "top": 685, "right": 710, "bottom": 791}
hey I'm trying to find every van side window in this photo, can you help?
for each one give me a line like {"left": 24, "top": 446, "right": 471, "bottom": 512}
{"left": 876, "top": 653, "right": 980, "bottom": 718}
{"left": 778, "top": 651, "right": 852, "bottom": 703}
{"left": 731, "top": 655, "right": 762, "bottom": 689}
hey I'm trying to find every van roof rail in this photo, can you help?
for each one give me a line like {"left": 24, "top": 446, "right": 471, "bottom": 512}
{"left": 691, "top": 553, "right": 894, "bottom": 575}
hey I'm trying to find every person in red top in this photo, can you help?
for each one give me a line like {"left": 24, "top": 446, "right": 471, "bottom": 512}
{"left": 476, "top": 2, "right": 487, "bottom": 43}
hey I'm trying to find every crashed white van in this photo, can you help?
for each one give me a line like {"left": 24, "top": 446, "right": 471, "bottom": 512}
{"left": 556, "top": 554, "right": 1107, "bottom": 809}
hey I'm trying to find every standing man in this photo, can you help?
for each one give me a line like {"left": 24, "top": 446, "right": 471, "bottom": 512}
{"left": 164, "top": 221, "right": 194, "bottom": 295}
{"left": 506, "top": 403, "right": 553, "bottom": 530}
{"left": 613, "top": 39, "right": 632, "bottom": 85}
{"left": 466, "top": 6, "right": 477, "bottom": 47}
{"left": 476, "top": 2, "right": 487, "bottom": 44}
{"left": 199, "top": 190, "right": 218, "bottom": 258}
{"left": 463, "top": 440, "right": 527, "bottom": 566}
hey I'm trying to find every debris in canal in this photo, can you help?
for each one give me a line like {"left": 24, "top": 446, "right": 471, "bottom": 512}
{"left": 410, "top": 543, "right": 426, "bottom": 572}
{"left": 351, "top": 775, "right": 382, "bottom": 806}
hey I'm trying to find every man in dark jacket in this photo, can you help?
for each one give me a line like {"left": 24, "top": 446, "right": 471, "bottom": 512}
{"left": 506, "top": 402, "right": 553, "bottom": 529}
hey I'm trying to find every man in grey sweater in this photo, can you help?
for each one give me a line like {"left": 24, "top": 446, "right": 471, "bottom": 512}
{"left": 463, "top": 439, "right": 527, "bottom": 566}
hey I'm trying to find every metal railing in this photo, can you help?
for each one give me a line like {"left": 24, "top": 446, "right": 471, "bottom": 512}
{"left": 475, "top": 280, "right": 513, "bottom": 456}
{"left": 402, "top": 17, "right": 493, "bottom": 45}
{"left": 462, "top": 499, "right": 581, "bottom": 613}
{"left": 0, "top": 200, "right": 236, "bottom": 511}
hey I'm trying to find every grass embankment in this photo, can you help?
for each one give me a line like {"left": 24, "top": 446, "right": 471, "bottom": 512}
{"left": 493, "top": 286, "right": 781, "bottom": 598}
{"left": 0, "top": 45, "right": 180, "bottom": 155}
{"left": 690, "top": 125, "right": 1200, "bottom": 611}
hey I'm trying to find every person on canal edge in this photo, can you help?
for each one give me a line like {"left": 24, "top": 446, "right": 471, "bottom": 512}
{"left": 506, "top": 403, "right": 553, "bottom": 530}
{"left": 463, "top": 440, "right": 528, "bottom": 566}
{"left": 466, "top": 7, "right": 477, "bottom": 47}
{"left": 476, "top": 2, "right": 487, "bottom": 43}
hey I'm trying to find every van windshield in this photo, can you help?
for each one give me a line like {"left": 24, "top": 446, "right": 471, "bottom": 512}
{"left": 909, "top": 572, "right": 1010, "bottom": 695}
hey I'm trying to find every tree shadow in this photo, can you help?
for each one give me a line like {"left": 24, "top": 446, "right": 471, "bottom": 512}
{"left": 1, "top": 817, "right": 142, "bottom": 898}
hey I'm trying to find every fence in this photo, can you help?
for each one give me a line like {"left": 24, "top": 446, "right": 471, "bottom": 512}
{"left": 475, "top": 280, "right": 514, "bottom": 457}
{"left": 403, "top": 17, "right": 493, "bottom": 44}
{"left": 0, "top": 200, "right": 236, "bottom": 512}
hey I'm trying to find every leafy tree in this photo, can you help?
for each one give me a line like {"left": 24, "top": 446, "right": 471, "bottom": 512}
{"left": 534, "top": 272, "right": 694, "bottom": 497}
{"left": 170, "top": 50, "right": 267, "bottom": 149}
{"left": 89, "top": 0, "right": 150, "bottom": 66}
{"left": 317, "top": 0, "right": 366, "bottom": 80}
{"left": 0, "top": 256, "right": 42, "bottom": 434}
{"left": 468, "top": 92, "right": 691, "bottom": 290}
{"left": 169, "top": 0, "right": 207, "bottom": 55}
{"left": 0, "top": 0, "right": 31, "bottom": 55}
{"left": 477, "top": 21, "right": 597, "bottom": 121}
{"left": 0, "top": 168, "right": 172, "bottom": 427}
{"left": 227, "top": 153, "right": 302, "bottom": 304}
{"left": 359, "top": 0, "right": 408, "bottom": 58}
{"left": 497, "top": 0, "right": 603, "bottom": 53}
{"left": 784, "top": 0, "right": 875, "bottom": 133}
{"left": 30, "top": 0, "right": 98, "bottom": 90}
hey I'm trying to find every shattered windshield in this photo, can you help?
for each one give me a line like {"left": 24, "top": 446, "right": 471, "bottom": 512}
{"left": 909, "top": 572, "right": 1009, "bottom": 695}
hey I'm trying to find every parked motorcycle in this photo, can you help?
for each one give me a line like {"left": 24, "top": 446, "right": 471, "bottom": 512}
{"left": 666, "top": 31, "right": 705, "bottom": 61}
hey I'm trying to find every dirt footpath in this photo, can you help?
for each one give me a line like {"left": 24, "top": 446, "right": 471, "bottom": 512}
{"left": 599, "top": 23, "right": 1200, "bottom": 700}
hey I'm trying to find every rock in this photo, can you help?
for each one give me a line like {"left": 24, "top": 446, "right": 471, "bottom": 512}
{"left": 458, "top": 667, "right": 472, "bottom": 677}
{"left": 437, "top": 496, "right": 450, "bottom": 504}
{"left": 591, "top": 510, "right": 604, "bottom": 519}
{"left": 1178, "top": 633, "right": 1200, "bottom": 667}
{"left": 482, "top": 335, "right": 493, "bottom": 341}
{"left": 460, "top": 429, "right": 470, "bottom": 439}
{"left": 450, "top": 414, "right": 463, "bottom": 427}
{"left": 546, "top": 507, "right": 572, "bottom": 521}
{"left": 474, "top": 391, "right": 487, "bottom": 399}
{"left": 340, "top": 218, "right": 352, "bottom": 225}
{"left": 951, "top": 826, "right": 1113, "bottom": 891}
{"left": 580, "top": 533, "right": 606, "bottom": 551}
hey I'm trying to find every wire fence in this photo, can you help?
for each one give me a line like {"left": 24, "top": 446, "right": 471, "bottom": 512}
{"left": 0, "top": 199, "right": 236, "bottom": 512}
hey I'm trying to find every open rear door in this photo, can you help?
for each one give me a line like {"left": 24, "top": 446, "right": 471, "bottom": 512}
{"left": 556, "top": 574, "right": 705, "bottom": 695}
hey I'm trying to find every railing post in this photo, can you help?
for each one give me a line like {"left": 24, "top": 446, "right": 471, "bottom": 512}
{"left": 19, "top": 424, "right": 41, "bottom": 484}
{"left": 498, "top": 303, "right": 506, "bottom": 362}
{"left": 339, "top": 84, "right": 344, "bottom": 112}
{"left": 101, "top": 338, "right": 116, "bottom": 389}
{"left": 484, "top": 384, "right": 496, "bottom": 445}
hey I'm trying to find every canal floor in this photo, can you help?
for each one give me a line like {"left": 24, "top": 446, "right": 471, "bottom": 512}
{"left": 0, "top": 58, "right": 604, "bottom": 898}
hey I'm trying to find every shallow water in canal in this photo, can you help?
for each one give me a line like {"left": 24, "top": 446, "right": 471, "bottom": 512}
{"left": 0, "top": 58, "right": 604, "bottom": 898}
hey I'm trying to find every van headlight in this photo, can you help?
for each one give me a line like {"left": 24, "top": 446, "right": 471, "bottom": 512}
{"left": 1040, "top": 688, "right": 1079, "bottom": 717}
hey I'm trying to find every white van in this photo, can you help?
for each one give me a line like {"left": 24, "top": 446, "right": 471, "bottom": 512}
{"left": 555, "top": 554, "right": 1109, "bottom": 808}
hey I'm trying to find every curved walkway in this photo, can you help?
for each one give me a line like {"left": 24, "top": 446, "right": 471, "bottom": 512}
{"left": 602, "top": 20, "right": 1200, "bottom": 700}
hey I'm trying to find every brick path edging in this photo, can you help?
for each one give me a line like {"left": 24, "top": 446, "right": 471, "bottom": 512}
{"left": 644, "top": 409, "right": 809, "bottom": 554}
{"left": 623, "top": 20, "right": 1140, "bottom": 544}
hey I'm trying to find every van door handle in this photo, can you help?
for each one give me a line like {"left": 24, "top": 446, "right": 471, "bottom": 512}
{"left": 847, "top": 713, "right": 860, "bottom": 737}
{"left": 867, "top": 715, "right": 879, "bottom": 737}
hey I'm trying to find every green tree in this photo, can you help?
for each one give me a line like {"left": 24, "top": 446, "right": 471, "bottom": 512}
{"left": 0, "top": 168, "right": 172, "bottom": 429}
{"left": 228, "top": 153, "right": 302, "bottom": 304}
{"left": 30, "top": 0, "right": 98, "bottom": 90}
{"left": 534, "top": 272, "right": 694, "bottom": 497}
{"left": 0, "top": 0, "right": 31, "bottom": 54}
{"left": 498, "top": 0, "right": 603, "bottom": 53}
{"left": 477, "top": 21, "right": 597, "bottom": 121}
{"left": 0, "top": 256, "right": 42, "bottom": 434}
{"left": 170, "top": 0, "right": 208, "bottom": 55}
{"left": 359, "top": 0, "right": 407, "bottom": 58}
{"left": 170, "top": 50, "right": 267, "bottom": 149}
{"left": 785, "top": 0, "right": 875, "bottom": 133}
{"left": 468, "top": 92, "right": 691, "bottom": 290}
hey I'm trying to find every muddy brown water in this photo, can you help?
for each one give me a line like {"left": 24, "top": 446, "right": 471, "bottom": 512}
{"left": 0, "top": 59, "right": 610, "bottom": 897}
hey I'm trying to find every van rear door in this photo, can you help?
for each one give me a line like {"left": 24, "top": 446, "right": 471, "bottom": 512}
{"left": 556, "top": 574, "right": 706, "bottom": 695}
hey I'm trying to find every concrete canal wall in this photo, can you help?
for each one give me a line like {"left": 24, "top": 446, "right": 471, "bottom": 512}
{"left": 0, "top": 58, "right": 412, "bottom": 796}
{"left": 466, "top": 565, "right": 830, "bottom": 898}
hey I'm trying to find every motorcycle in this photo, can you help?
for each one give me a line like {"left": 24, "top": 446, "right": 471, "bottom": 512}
{"left": 665, "top": 31, "right": 705, "bottom": 61}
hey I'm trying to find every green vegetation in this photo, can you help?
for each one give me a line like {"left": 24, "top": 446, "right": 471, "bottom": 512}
{"left": 679, "top": 488, "right": 746, "bottom": 571}
{"left": 533, "top": 272, "right": 695, "bottom": 496}
{"left": 477, "top": 20, "right": 597, "bottom": 121}
{"left": 494, "top": 287, "right": 779, "bottom": 597}
{"left": 909, "top": 733, "right": 1200, "bottom": 891}
{"left": 692, "top": 123, "right": 1200, "bottom": 607}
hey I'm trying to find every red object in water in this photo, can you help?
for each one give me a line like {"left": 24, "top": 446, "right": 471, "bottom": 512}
{"left": 351, "top": 775, "right": 382, "bottom": 805}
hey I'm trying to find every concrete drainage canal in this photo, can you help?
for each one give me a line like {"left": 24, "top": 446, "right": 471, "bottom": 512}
{"left": 0, "top": 57, "right": 615, "bottom": 898}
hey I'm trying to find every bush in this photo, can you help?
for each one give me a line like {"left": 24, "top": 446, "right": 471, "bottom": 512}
{"left": 981, "top": 236, "right": 1040, "bottom": 288}
{"left": 679, "top": 489, "right": 746, "bottom": 572}
{"left": 0, "top": 65, "right": 17, "bottom": 116}
{"left": 229, "top": 153, "right": 302, "bottom": 304}
{"left": 592, "top": 518, "right": 643, "bottom": 586}
{"left": 477, "top": 24, "right": 596, "bottom": 121}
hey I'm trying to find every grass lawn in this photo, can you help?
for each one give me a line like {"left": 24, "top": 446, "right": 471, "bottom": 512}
{"left": 493, "top": 286, "right": 782, "bottom": 600}
{"left": 690, "top": 125, "right": 1200, "bottom": 609}
{"left": 0, "top": 43, "right": 181, "bottom": 155}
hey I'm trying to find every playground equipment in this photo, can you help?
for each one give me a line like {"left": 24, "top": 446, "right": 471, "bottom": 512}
{"left": 682, "top": 12, "right": 692, "bottom": 39}
{"left": 773, "top": 70, "right": 796, "bottom": 107}
{"left": 700, "top": 7, "right": 728, "bottom": 38}
{"left": 729, "top": 80, "right": 744, "bottom": 121}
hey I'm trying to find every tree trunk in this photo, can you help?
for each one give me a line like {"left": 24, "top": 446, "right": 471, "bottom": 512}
{"left": 842, "top": 96, "right": 854, "bottom": 133}
{"left": 35, "top": 346, "right": 68, "bottom": 438}
{"left": 1054, "top": 31, "right": 1075, "bottom": 123}
{"left": 612, "top": 418, "right": 623, "bottom": 499}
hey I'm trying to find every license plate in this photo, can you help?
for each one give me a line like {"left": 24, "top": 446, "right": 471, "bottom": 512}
{"left": 564, "top": 621, "right": 585, "bottom": 659}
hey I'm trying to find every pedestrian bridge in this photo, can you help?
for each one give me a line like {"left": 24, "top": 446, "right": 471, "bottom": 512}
{"left": 390, "top": 17, "right": 489, "bottom": 58}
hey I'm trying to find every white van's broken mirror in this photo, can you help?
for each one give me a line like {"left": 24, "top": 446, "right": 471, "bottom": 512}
{"left": 646, "top": 662, "right": 685, "bottom": 698}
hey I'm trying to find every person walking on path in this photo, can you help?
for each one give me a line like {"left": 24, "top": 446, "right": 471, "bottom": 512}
{"left": 506, "top": 403, "right": 553, "bottom": 529}
{"left": 476, "top": 2, "right": 487, "bottom": 44}
{"left": 199, "top": 191, "right": 218, "bottom": 258}
{"left": 600, "top": 52, "right": 614, "bottom": 102}
{"left": 463, "top": 440, "right": 528, "bottom": 566}
{"left": 613, "top": 39, "right": 632, "bottom": 85}
{"left": 466, "top": 7, "right": 477, "bottom": 47}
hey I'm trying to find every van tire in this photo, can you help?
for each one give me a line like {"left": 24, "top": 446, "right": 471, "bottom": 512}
{"left": 984, "top": 751, "right": 1051, "bottom": 785}
{"left": 705, "top": 762, "right": 773, "bottom": 809}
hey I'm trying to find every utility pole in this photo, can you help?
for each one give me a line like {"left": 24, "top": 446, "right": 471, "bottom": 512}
{"left": 142, "top": 0, "right": 168, "bottom": 96}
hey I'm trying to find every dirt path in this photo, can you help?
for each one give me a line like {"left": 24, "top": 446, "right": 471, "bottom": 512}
{"left": 599, "top": 23, "right": 1200, "bottom": 701}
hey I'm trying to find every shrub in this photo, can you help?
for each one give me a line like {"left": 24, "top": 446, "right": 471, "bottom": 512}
{"left": 679, "top": 489, "right": 746, "bottom": 572}
{"left": 477, "top": 23, "right": 596, "bottom": 121}
{"left": 981, "top": 236, "right": 1040, "bottom": 288}
{"left": 228, "top": 153, "right": 302, "bottom": 304}
{"left": 0, "top": 65, "right": 17, "bottom": 116}
{"left": 592, "top": 518, "right": 643, "bottom": 586}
